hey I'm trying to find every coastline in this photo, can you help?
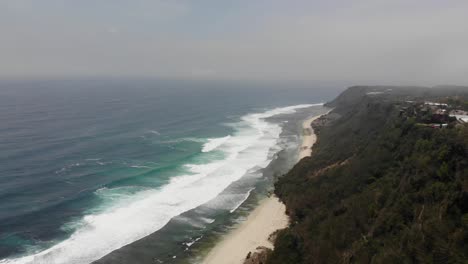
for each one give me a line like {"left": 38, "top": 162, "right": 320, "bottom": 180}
{"left": 202, "top": 113, "right": 322, "bottom": 264}
{"left": 202, "top": 197, "right": 288, "bottom": 264}
{"left": 298, "top": 115, "right": 322, "bottom": 159}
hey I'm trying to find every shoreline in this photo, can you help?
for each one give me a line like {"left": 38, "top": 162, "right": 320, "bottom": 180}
{"left": 202, "top": 197, "right": 288, "bottom": 264}
{"left": 298, "top": 115, "right": 322, "bottom": 160}
{"left": 202, "top": 113, "right": 322, "bottom": 264}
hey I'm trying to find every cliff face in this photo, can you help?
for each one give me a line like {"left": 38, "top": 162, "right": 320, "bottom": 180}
{"left": 267, "top": 86, "right": 468, "bottom": 264}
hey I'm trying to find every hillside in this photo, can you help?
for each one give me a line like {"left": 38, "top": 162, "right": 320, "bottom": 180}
{"left": 267, "top": 86, "right": 468, "bottom": 263}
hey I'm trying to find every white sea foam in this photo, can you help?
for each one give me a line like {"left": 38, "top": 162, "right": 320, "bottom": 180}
{"left": 1, "top": 104, "right": 315, "bottom": 264}
{"left": 184, "top": 236, "right": 203, "bottom": 248}
{"left": 149, "top": 130, "right": 161, "bottom": 135}
{"left": 229, "top": 188, "right": 255, "bottom": 213}
{"left": 129, "top": 165, "right": 152, "bottom": 169}
{"left": 201, "top": 135, "right": 231, "bottom": 152}
{"left": 199, "top": 217, "right": 215, "bottom": 224}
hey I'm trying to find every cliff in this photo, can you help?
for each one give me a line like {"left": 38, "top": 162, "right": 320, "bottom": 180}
{"left": 267, "top": 86, "right": 468, "bottom": 263}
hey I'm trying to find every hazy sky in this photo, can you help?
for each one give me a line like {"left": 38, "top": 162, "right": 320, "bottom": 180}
{"left": 1, "top": 0, "right": 468, "bottom": 84}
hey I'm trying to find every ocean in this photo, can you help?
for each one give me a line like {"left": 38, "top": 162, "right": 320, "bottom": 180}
{"left": 0, "top": 79, "right": 340, "bottom": 264}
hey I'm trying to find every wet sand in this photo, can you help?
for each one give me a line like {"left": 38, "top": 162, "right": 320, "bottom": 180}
{"left": 202, "top": 114, "right": 322, "bottom": 264}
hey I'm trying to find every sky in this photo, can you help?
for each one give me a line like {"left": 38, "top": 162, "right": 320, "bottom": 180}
{"left": 1, "top": 0, "right": 468, "bottom": 85}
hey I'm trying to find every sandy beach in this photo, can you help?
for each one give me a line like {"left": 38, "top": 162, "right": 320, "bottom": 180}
{"left": 202, "top": 197, "right": 288, "bottom": 264}
{"left": 202, "top": 114, "right": 321, "bottom": 264}
{"left": 298, "top": 115, "right": 322, "bottom": 159}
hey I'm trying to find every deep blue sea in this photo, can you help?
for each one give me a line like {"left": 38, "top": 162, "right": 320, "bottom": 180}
{"left": 0, "top": 79, "right": 341, "bottom": 264}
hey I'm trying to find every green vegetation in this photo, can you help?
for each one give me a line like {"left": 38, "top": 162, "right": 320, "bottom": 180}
{"left": 268, "top": 87, "right": 468, "bottom": 264}
{"left": 444, "top": 98, "right": 468, "bottom": 111}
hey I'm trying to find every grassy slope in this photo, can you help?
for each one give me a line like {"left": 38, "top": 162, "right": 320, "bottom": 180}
{"left": 268, "top": 87, "right": 468, "bottom": 264}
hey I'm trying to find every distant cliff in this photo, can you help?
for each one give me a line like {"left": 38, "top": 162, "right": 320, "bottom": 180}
{"left": 267, "top": 86, "right": 468, "bottom": 263}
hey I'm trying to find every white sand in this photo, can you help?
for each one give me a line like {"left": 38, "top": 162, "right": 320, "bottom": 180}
{"left": 202, "top": 114, "right": 322, "bottom": 264}
{"left": 202, "top": 197, "right": 288, "bottom": 264}
{"left": 298, "top": 115, "right": 322, "bottom": 160}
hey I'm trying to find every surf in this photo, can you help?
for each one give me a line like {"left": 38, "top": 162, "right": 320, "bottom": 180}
{"left": 201, "top": 136, "right": 232, "bottom": 152}
{"left": 1, "top": 104, "right": 315, "bottom": 264}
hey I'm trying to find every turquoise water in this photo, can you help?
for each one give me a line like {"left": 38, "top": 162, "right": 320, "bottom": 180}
{"left": 0, "top": 79, "right": 339, "bottom": 263}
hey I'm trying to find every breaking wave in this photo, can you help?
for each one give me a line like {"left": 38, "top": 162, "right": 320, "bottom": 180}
{"left": 1, "top": 104, "right": 314, "bottom": 264}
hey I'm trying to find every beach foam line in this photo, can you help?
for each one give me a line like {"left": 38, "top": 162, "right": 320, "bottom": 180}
{"left": 299, "top": 109, "right": 332, "bottom": 160}
{"left": 1, "top": 104, "right": 316, "bottom": 264}
{"left": 203, "top": 111, "right": 325, "bottom": 264}
{"left": 202, "top": 135, "right": 231, "bottom": 152}
{"left": 229, "top": 188, "right": 255, "bottom": 213}
{"left": 202, "top": 197, "right": 288, "bottom": 264}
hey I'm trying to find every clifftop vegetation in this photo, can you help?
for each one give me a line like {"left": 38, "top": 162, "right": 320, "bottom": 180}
{"left": 267, "top": 86, "right": 468, "bottom": 264}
